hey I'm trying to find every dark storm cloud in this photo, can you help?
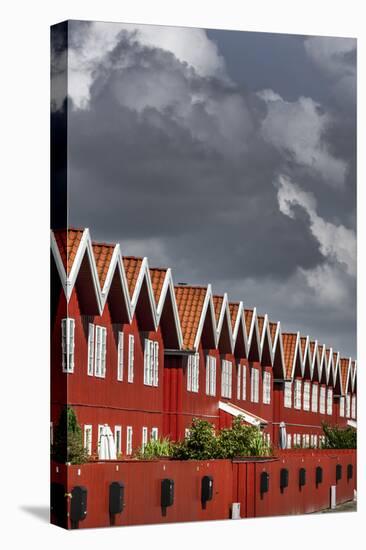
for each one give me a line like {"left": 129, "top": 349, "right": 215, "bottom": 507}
{"left": 53, "top": 21, "right": 356, "bottom": 356}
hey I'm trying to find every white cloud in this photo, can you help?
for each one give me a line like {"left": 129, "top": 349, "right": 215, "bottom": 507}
{"left": 304, "top": 36, "right": 356, "bottom": 105}
{"left": 277, "top": 175, "right": 356, "bottom": 275}
{"left": 53, "top": 21, "right": 227, "bottom": 111}
{"left": 259, "top": 91, "right": 347, "bottom": 187}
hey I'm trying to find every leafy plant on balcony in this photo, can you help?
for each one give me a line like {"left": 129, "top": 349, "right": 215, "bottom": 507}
{"left": 321, "top": 422, "right": 356, "bottom": 449}
{"left": 52, "top": 406, "right": 89, "bottom": 465}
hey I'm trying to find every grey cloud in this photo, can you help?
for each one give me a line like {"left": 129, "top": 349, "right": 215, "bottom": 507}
{"left": 59, "top": 22, "right": 356, "bottom": 356}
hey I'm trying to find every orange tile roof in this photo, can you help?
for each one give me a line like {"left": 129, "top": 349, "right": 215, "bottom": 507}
{"left": 92, "top": 242, "right": 115, "bottom": 288}
{"left": 300, "top": 337, "right": 307, "bottom": 357}
{"left": 257, "top": 315, "right": 265, "bottom": 339}
{"left": 123, "top": 256, "right": 143, "bottom": 297}
{"left": 213, "top": 295, "right": 224, "bottom": 322}
{"left": 229, "top": 302, "right": 240, "bottom": 330}
{"left": 149, "top": 267, "right": 167, "bottom": 304}
{"left": 174, "top": 286, "right": 208, "bottom": 350}
{"left": 269, "top": 322, "right": 277, "bottom": 342}
{"left": 340, "top": 358, "right": 350, "bottom": 393}
{"left": 282, "top": 333, "right": 298, "bottom": 378}
{"left": 53, "top": 228, "right": 83, "bottom": 274}
{"left": 244, "top": 309, "right": 254, "bottom": 335}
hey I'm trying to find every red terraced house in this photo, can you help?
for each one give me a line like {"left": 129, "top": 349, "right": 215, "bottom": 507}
{"left": 51, "top": 228, "right": 182, "bottom": 458}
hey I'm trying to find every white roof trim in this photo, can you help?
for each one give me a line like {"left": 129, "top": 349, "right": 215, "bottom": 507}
{"left": 347, "top": 419, "right": 357, "bottom": 429}
{"left": 130, "top": 257, "right": 158, "bottom": 330}
{"left": 246, "top": 308, "right": 262, "bottom": 361}
{"left": 218, "top": 401, "right": 267, "bottom": 427}
{"left": 232, "top": 302, "right": 249, "bottom": 358}
{"left": 272, "top": 322, "right": 286, "bottom": 379}
{"left": 193, "top": 285, "right": 218, "bottom": 351}
{"left": 216, "top": 294, "right": 234, "bottom": 353}
{"left": 156, "top": 268, "right": 183, "bottom": 350}
{"left": 290, "top": 332, "right": 301, "bottom": 379}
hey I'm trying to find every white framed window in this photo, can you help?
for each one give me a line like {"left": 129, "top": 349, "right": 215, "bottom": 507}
{"left": 314, "top": 434, "right": 318, "bottom": 448}
{"left": 319, "top": 386, "right": 326, "bottom": 414}
{"left": 143, "top": 339, "right": 159, "bottom": 387}
{"left": 142, "top": 427, "right": 148, "bottom": 451}
{"left": 205, "top": 355, "right": 216, "bottom": 396}
{"left": 251, "top": 368, "right": 259, "bottom": 403}
{"left": 128, "top": 335, "right": 134, "bottom": 383}
{"left": 187, "top": 353, "right": 199, "bottom": 393}
{"left": 284, "top": 381, "right": 292, "bottom": 408}
{"left": 237, "top": 364, "right": 241, "bottom": 400}
{"left": 303, "top": 381, "right": 310, "bottom": 411}
{"left": 311, "top": 384, "right": 318, "bottom": 413}
{"left": 221, "top": 360, "right": 233, "bottom": 398}
{"left": 262, "top": 371, "right": 271, "bottom": 404}
{"left": 327, "top": 388, "right": 333, "bottom": 415}
{"left": 84, "top": 425, "right": 92, "bottom": 455}
{"left": 287, "top": 434, "right": 292, "bottom": 449}
{"left": 151, "top": 427, "right": 158, "bottom": 441}
{"left": 351, "top": 396, "right": 356, "bottom": 419}
{"left": 95, "top": 325, "right": 107, "bottom": 378}
{"left": 117, "top": 331, "right": 124, "bottom": 381}
{"left": 305, "top": 434, "right": 310, "bottom": 447}
{"left": 339, "top": 396, "right": 345, "bottom": 417}
{"left": 61, "top": 318, "right": 75, "bottom": 373}
{"left": 185, "top": 428, "right": 190, "bottom": 438}
{"left": 126, "top": 426, "right": 133, "bottom": 455}
{"left": 346, "top": 394, "right": 351, "bottom": 417}
{"left": 294, "top": 379, "right": 302, "bottom": 410}
{"left": 87, "top": 323, "right": 95, "bottom": 376}
{"left": 115, "top": 425, "right": 122, "bottom": 455}
{"left": 242, "top": 365, "right": 247, "bottom": 400}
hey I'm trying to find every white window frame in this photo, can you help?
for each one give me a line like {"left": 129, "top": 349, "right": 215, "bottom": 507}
{"left": 187, "top": 353, "right": 200, "bottom": 393}
{"left": 151, "top": 427, "right": 158, "bottom": 441}
{"left": 351, "top": 395, "right": 356, "bottom": 419}
{"left": 221, "top": 360, "right": 233, "bottom": 399}
{"left": 142, "top": 427, "right": 148, "bottom": 451}
{"left": 242, "top": 365, "right": 247, "bottom": 400}
{"left": 87, "top": 323, "right": 95, "bottom": 376}
{"left": 84, "top": 424, "right": 92, "bottom": 455}
{"left": 114, "top": 425, "right": 122, "bottom": 455}
{"left": 184, "top": 428, "right": 190, "bottom": 438}
{"left": 319, "top": 386, "right": 326, "bottom": 414}
{"left": 250, "top": 368, "right": 259, "bottom": 403}
{"left": 61, "top": 318, "right": 75, "bottom": 373}
{"left": 287, "top": 433, "right": 292, "bottom": 449}
{"left": 314, "top": 434, "right": 318, "bottom": 448}
{"left": 94, "top": 325, "right": 107, "bottom": 378}
{"left": 327, "top": 388, "right": 333, "bottom": 415}
{"left": 205, "top": 355, "right": 216, "bottom": 396}
{"left": 126, "top": 426, "right": 133, "bottom": 455}
{"left": 262, "top": 371, "right": 271, "bottom": 404}
{"left": 284, "top": 381, "right": 292, "bottom": 408}
{"left": 303, "top": 381, "right": 310, "bottom": 411}
{"left": 117, "top": 331, "right": 124, "bottom": 381}
{"left": 346, "top": 394, "right": 351, "bottom": 418}
{"left": 128, "top": 335, "right": 134, "bottom": 383}
{"left": 311, "top": 384, "right": 318, "bottom": 413}
{"left": 237, "top": 364, "right": 241, "bottom": 400}
{"left": 294, "top": 379, "right": 302, "bottom": 410}
{"left": 339, "top": 396, "right": 345, "bottom": 417}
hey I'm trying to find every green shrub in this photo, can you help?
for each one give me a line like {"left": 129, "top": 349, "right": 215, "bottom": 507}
{"left": 217, "top": 417, "right": 272, "bottom": 458}
{"left": 135, "top": 437, "right": 173, "bottom": 459}
{"left": 170, "top": 416, "right": 272, "bottom": 460}
{"left": 321, "top": 422, "right": 356, "bottom": 449}
{"left": 52, "top": 406, "right": 89, "bottom": 465}
{"left": 171, "top": 418, "right": 220, "bottom": 460}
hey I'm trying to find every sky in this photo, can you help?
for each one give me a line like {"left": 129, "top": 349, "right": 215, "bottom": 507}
{"left": 51, "top": 20, "right": 357, "bottom": 357}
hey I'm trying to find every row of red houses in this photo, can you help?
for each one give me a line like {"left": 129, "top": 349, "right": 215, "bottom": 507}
{"left": 51, "top": 228, "right": 357, "bottom": 458}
